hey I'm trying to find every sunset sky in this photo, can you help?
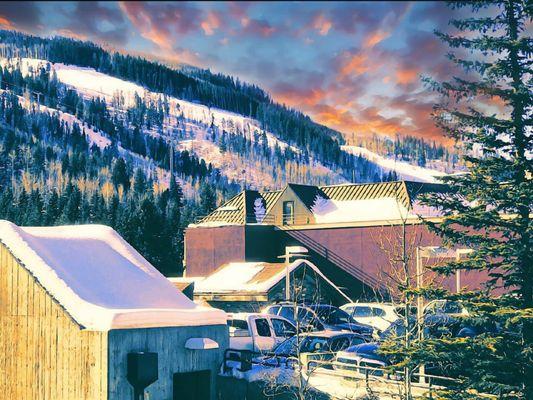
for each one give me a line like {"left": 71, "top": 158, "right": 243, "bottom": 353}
{"left": 0, "top": 1, "right": 505, "bottom": 143}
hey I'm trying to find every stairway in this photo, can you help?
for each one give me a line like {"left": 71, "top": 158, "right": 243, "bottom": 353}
{"left": 277, "top": 226, "right": 389, "bottom": 295}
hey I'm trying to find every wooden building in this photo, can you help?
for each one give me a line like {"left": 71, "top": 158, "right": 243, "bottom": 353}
{"left": 191, "top": 259, "right": 352, "bottom": 312}
{"left": 0, "top": 220, "right": 228, "bottom": 400}
{"left": 185, "top": 181, "right": 490, "bottom": 299}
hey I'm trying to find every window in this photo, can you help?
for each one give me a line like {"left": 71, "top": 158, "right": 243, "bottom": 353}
{"left": 282, "top": 201, "right": 294, "bottom": 225}
{"left": 330, "top": 337, "right": 350, "bottom": 352}
{"left": 352, "top": 306, "right": 373, "bottom": 318}
{"left": 297, "top": 307, "right": 316, "bottom": 325}
{"left": 255, "top": 318, "right": 272, "bottom": 337}
{"left": 268, "top": 306, "right": 281, "bottom": 315}
{"left": 227, "top": 319, "right": 249, "bottom": 337}
{"left": 372, "top": 308, "right": 386, "bottom": 317}
{"left": 271, "top": 318, "right": 296, "bottom": 337}
{"left": 279, "top": 306, "right": 295, "bottom": 321}
{"left": 314, "top": 306, "right": 353, "bottom": 324}
{"left": 274, "top": 336, "right": 297, "bottom": 357}
{"left": 348, "top": 336, "right": 366, "bottom": 347}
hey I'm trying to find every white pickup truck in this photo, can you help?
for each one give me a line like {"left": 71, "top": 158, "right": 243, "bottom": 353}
{"left": 227, "top": 313, "right": 297, "bottom": 353}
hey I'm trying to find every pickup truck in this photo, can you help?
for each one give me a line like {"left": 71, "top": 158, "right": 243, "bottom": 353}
{"left": 227, "top": 313, "right": 297, "bottom": 353}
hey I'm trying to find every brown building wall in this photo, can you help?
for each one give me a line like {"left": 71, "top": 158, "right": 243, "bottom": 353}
{"left": 184, "top": 222, "right": 492, "bottom": 296}
{"left": 184, "top": 225, "right": 246, "bottom": 277}
{"left": 284, "top": 223, "right": 490, "bottom": 294}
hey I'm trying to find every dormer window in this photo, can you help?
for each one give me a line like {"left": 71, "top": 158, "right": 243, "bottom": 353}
{"left": 282, "top": 201, "right": 294, "bottom": 225}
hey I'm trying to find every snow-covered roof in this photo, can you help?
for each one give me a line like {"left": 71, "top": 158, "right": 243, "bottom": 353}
{"left": 0, "top": 221, "right": 226, "bottom": 331}
{"left": 194, "top": 259, "right": 351, "bottom": 302}
{"left": 196, "top": 181, "right": 448, "bottom": 227}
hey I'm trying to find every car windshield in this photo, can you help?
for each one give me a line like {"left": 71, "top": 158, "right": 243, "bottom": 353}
{"left": 380, "top": 319, "right": 410, "bottom": 341}
{"left": 273, "top": 336, "right": 297, "bottom": 356}
{"left": 300, "top": 336, "right": 330, "bottom": 353}
{"left": 314, "top": 306, "right": 354, "bottom": 325}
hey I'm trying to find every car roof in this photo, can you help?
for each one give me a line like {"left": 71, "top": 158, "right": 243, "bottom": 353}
{"left": 343, "top": 302, "right": 395, "bottom": 308}
{"left": 228, "top": 312, "right": 276, "bottom": 319}
{"left": 302, "top": 330, "right": 359, "bottom": 339}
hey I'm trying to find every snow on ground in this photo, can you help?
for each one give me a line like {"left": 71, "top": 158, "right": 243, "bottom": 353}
{"left": 0, "top": 220, "right": 226, "bottom": 330}
{"left": 2, "top": 58, "right": 346, "bottom": 185}
{"left": 177, "top": 137, "right": 278, "bottom": 188}
{"left": 0, "top": 88, "right": 112, "bottom": 149}
{"left": 342, "top": 145, "right": 447, "bottom": 183}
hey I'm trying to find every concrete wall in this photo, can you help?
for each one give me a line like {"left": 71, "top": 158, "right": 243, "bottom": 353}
{"left": 107, "top": 324, "right": 229, "bottom": 400}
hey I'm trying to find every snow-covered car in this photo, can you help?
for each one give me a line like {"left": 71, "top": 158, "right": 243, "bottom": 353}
{"left": 227, "top": 313, "right": 297, "bottom": 353}
{"left": 423, "top": 300, "right": 469, "bottom": 317}
{"left": 263, "top": 303, "right": 374, "bottom": 339}
{"left": 258, "top": 330, "right": 369, "bottom": 368}
{"left": 334, "top": 343, "right": 389, "bottom": 377}
{"left": 340, "top": 302, "right": 405, "bottom": 333}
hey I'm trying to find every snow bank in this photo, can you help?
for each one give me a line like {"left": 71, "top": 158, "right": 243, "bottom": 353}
{"left": 342, "top": 145, "right": 447, "bottom": 183}
{"left": 0, "top": 220, "right": 226, "bottom": 331}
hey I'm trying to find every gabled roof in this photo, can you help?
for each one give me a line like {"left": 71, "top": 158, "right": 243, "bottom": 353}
{"left": 0, "top": 220, "right": 226, "bottom": 331}
{"left": 287, "top": 183, "right": 326, "bottom": 209}
{"left": 197, "top": 189, "right": 283, "bottom": 225}
{"left": 319, "top": 181, "right": 409, "bottom": 207}
{"left": 195, "top": 181, "right": 448, "bottom": 227}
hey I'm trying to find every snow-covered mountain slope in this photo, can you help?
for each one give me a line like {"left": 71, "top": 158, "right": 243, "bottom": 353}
{"left": 3, "top": 57, "right": 348, "bottom": 189}
{"left": 342, "top": 145, "right": 447, "bottom": 183}
{"left": 2, "top": 56, "right": 450, "bottom": 187}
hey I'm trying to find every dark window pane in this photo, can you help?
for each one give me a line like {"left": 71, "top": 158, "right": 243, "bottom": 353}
{"left": 255, "top": 318, "right": 272, "bottom": 337}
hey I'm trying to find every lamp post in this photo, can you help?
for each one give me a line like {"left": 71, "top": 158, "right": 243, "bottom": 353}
{"left": 278, "top": 246, "right": 308, "bottom": 301}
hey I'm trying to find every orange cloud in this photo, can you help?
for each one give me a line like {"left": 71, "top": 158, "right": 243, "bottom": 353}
{"left": 395, "top": 68, "right": 419, "bottom": 85}
{"left": 274, "top": 87, "right": 326, "bottom": 107}
{"left": 0, "top": 16, "right": 14, "bottom": 29}
{"left": 312, "top": 13, "right": 332, "bottom": 36}
{"left": 119, "top": 2, "right": 173, "bottom": 49}
{"left": 201, "top": 11, "right": 221, "bottom": 36}
{"left": 338, "top": 53, "right": 369, "bottom": 78}
{"left": 55, "top": 29, "right": 88, "bottom": 41}
{"left": 363, "top": 30, "right": 390, "bottom": 48}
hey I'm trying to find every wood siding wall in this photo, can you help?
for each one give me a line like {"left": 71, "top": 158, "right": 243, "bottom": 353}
{"left": 108, "top": 325, "right": 228, "bottom": 400}
{"left": 0, "top": 243, "right": 108, "bottom": 400}
{"left": 265, "top": 186, "right": 315, "bottom": 226}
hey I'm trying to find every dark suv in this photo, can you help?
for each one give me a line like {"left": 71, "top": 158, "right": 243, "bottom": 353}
{"left": 263, "top": 303, "right": 374, "bottom": 338}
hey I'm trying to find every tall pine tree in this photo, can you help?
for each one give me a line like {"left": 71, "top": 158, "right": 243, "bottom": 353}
{"left": 417, "top": 1, "right": 532, "bottom": 398}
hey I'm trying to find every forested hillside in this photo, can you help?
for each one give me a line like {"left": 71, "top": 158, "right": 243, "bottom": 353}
{"left": 0, "top": 30, "right": 439, "bottom": 275}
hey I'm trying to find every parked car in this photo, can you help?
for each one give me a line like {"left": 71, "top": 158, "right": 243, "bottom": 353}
{"left": 259, "top": 330, "right": 369, "bottom": 368}
{"left": 424, "top": 299, "right": 468, "bottom": 317}
{"left": 340, "top": 302, "right": 407, "bottom": 333}
{"left": 227, "top": 313, "right": 297, "bottom": 353}
{"left": 334, "top": 312, "right": 496, "bottom": 377}
{"left": 263, "top": 303, "right": 374, "bottom": 338}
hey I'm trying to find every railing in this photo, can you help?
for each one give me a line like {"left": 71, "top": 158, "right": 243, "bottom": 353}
{"left": 279, "top": 227, "right": 388, "bottom": 294}
{"left": 221, "top": 349, "right": 468, "bottom": 398}
{"left": 193, "top": 211, "right": 388, "bottom": 293}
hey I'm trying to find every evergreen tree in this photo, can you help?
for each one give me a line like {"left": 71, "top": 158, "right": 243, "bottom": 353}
{"left": 111, "top": 157, "right": 130, "bottom": 191}
{"left": 199, "top": 181, "right": 217, "bottom": 216}
{"left": 410, "top": 2, "right": 532, "bottom": 399}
